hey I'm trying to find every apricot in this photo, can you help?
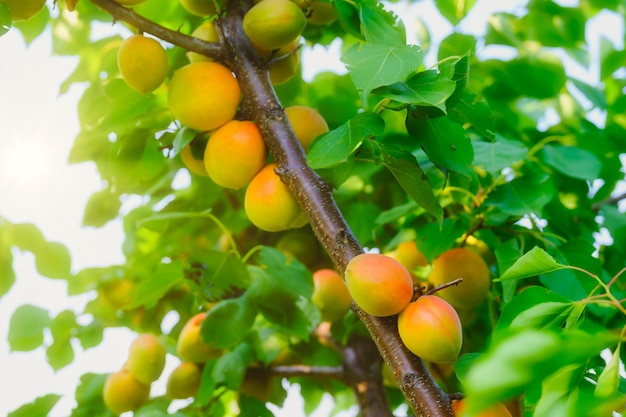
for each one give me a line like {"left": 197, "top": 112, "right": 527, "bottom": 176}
{"left": 240, "top": 370, "right": 274, "bottom": 402}
{"left": 428, "top": 247, "right": 491, "bottom": 310}
{"left": 126, "top": 333, "right": 167, "bottom": 384}
{"left": 244, "top": 163, "right": 306, "bottom": 232}
{"left": 312, "top": 269, "right": 352, "bottom": 323}
{"left": 117, "top": 34, "right": 168, "bottom": 94}
{"left": 187, "top": 20, "right": 219, "bottom": 63}
{"left": 102, "top": 367, "right": 151, "bottom": 414}
{"left": 270, "top": 48, "right": 300, "bottom": 85}
{"left": 385, "top": 241, "right": 428, "bottom": 271}
{"left": 100, "top": 279, "right": 134, "bottom": 309}
{"left": 204, "top": 120, "right": 268, "bottom": 190}
{"left": 306, "top": 2, "right": 337, "bottom": 25}
{"left": 166, "top": 361, "right": 202, "bottom": 399}
{"left": 284, "top": 106, "right": 329, "bottom": 152}
{"left": 168, "top": 62, "right": 241, "bottom": 131}
{"left": 3, "top": 0, "right": 46, "bottom": 21}
{"left": 243, "top": 0, "right": 307, "bottom": 50}
{"left": 180, "top": 135, "right": 209, "bottom": 176}
{"left": 451, "top": 399, "right": 513, "bottom": 417}
{"left": 344, "top": 253, "right": 413, "bottom": 317}
{"left": 397, "top": 295, "right": 462, "bottom": 364}
{"left": 180, "top": 0, "right": 216, "bottom": 16}
{"left": 177, "top": 312, "right": 222, "bottom": 363}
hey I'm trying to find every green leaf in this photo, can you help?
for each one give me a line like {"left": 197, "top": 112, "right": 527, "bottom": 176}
{"left": 212, "top": 343, "right": 253, "bottom": 389}
{"left": 170, "top": 127, "right": 196, "bottom": 156}
{"left": 82, "top": 187, "right": 121, "bottom": 227}
{"left": 438, "top": 33, "right": 477, "bottom": 61}
{"left": 127, "top": 261, "right": 184, "bottom": 309}
{"left": 341, "top": 43, "right": 423, "bottom": 96}
{"left": 595, "top": 345, "right": 621, "bottom": 398}
{"left": 486, "top": 170, "right": 555, "bottom": 216}
{"left": 8, "top": 394, "right": 62, "bottom": 417}
{"left": 377, "top": 145, "right": 443, "bottom": 224}
{"left": 0, "top": 3, "right": 10, "bottom": 36}
{"left": 8, "top": 304, "right": 51, "bottom": 352}
{"left": 70, "top": 373, "right": 109, "bottom": 417}
{"left": 406, "top": 115, "right": 474, "bottom": 177}
{"left": 497, "top": 247, "right": 566, "bottom": 282}
{"left": 371, "top": 68, "right": 456, "bottom": 113}
{"left": 449, "top": 89, "right": 494, "bottom": 140}
{"left": 335, "top": 0, "right": 364, "bottom": 40}
{"left": 195, "top": 250, "right": 251, "bottom": 299}
{"left": 415, "top": 217, "right": 469, "bottom": 262}
{"left": 359, "top": 4, "right": 405, "bottom": 46}
{"left": 307, "top": 112, "right": 384, "bottom": 169}
{"left": 76, "top": 319, "right": 104, "bottom": 349}
{"left": 202, "top": 297, "right": 257, "bottom": 349}
{"left": 434, "top": 0, "right": 477, "bottom": 25}
{"left": 47, "top": 338, "right": 75, "bottom": 371}
{"left": 541, "top": 145, "right": 602, "bottom": 181}
{"left": 472, "top": 138, "right": 527, "bottom": 174}
{"left": 345, "top": 202, "right": 379, "bottom": 244}
{"left": 0, "top": 240, "right": 15, "bottom": 299}
{"left": 34, "top": 241, "right": 72, "bottom": 279}
{"left": 506, "top": 54, "right": 567, "bottom": 99}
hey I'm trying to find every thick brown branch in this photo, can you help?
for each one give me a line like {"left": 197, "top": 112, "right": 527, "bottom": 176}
{"left": 89, "top": 0, "right": 227, "bottom": 63}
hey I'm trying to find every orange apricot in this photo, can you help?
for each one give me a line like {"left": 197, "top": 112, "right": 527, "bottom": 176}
{"left": 284, "top": 105, "right": 329, "bottom": 152}
{"left": 428, "top": 247, "right": 491, "bottom": 310}
{"left": 103, "top": 367, "right": 151, "bottom": 414}
{"left": 397, "top": 295, "right": 462, "bottom": 364}
{"left": 177, "top": 312, "right": 222, "bottom": 363}
{"left": 451, "top": 398, "right": 513, "bottom": 417}
{"left": 168, "top": 62, "right": 241, "bottom": 131}
{"left": 344, "top": 253, "right": 414, "bottom": 317}
{"left": 204, "top": 120, "right": 268, "bottom": 190}
{"left": 244, "top": 163, "right": 306, "bottom": 232}
{"left": 312, "top": 269, "right": 352, "bottom": 322}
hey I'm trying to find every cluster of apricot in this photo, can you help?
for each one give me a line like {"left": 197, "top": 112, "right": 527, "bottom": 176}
{"left": 114, "top": 0, "right": 333, "bottom": 233}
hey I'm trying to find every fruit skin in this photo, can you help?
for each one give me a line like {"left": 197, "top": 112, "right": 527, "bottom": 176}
{"left": 180, "top": 0, "right": 216, "bottom": 16}
{"left": 284, "top": 106, "right": 329, "bottom": 152}
{"left": 312, "top": 269, "right": 352, "bottom": 322}
{"left": 102, "top": 367, "right": 151, "bottom": 414}
{"left": 397, "top": 295, "right": 462, "bottom": 364}
{"left": 180, "top": 137, "right": 209, "bottom": 176}
{"left": 243, "top": 0, "right": 307, "bottom": 50}
{"left": 168, "top": 62, "right": 241, "bottom": 132}
{"left": 187, "top": 20, "right": 219, "bottom": 63}
{"left": 344, "top": 253, "right": 414, "bottom": 317}
{"left": 166, "top": 361, "right": 202, "bottom": 399}
{"left": 127, "top": 333, "right": 167, "bottom": 384}
{"left": 117, "top": 34, "right": 168, "bottom": 94}
{"left": 428, "top": 247, "right": 491, "bottom": 310}
{"left": 451, "top": 399, "right": 513, "bottom": 417}
{"left": 385, "top": 241, "right": 428, "bottom": 271}
{"left": 244, "top": 163, "right": 305, "bottom": 232}
{"left": 177, "top": 312, "right": 222, "bottom": 363}
{"left": 306, "top": 2, "right": 337, "bottom": 25}
{"left": 2, "top": 0, "right": 46, "bottom": 21}
{"left": 204, "top": 120, "right": 268, "bottom": 190}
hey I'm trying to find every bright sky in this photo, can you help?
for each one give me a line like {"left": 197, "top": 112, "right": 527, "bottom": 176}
{"left": 0, "top": 1, "right": 624, "bottom": 416}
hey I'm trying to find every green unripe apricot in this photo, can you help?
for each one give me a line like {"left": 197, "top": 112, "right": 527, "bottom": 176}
{"left": 243, "top": 0, "right": 307, "bottom": 50}
{"left": 127, "top": 333, "right": 167, "bottom": 384}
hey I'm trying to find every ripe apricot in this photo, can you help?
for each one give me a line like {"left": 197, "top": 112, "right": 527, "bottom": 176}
{"left": 344, "top": 253, "right": 413, "bottom": 317}
{"left": 166, "top": 361, "right": 202, "bottom": 399}
{"left": 385, "top": 241, "right": 428, "bottom": 271}
{"left": 180, "top": 136, "right": 209, "bottom": 176}
{"left": 397, "top": 295, "right": 462, "bottom": 364}
{"left": 168, "top": 62, "right": 241, "bottom": 131}
{"left": 187, "top": 20, "right": 219, "bottom": 63}
{"left": 243, "top": 0, "right": 307, "bottom": 50}
{"left": 204, "top": 120, "right": 268, "bottom": 190}
{"left": 177, "top": 312, "right": 222, "bottom": 363}
{"left": 103, "top": 367, "right": 151, "bottom": 414}
{"left": 312, "top": 269, "right": 352, "bottom": 323}
{"left": 284, "top": 106, "right": 329, "bottom": 152}
{"left": 451, "top": 399, "right": 513, "bottom": 417}
{"left": 180, "top": 0, "right": 216, "bottom": 16}
{"left": 428, "top": 247, "right": 491, "bottom": 310}
{"left": 3, "top": 0, "right": 46, "bottom": 21}
{"left": 127, "top": 333, "right": 167, "bottom": 384}
{"left": 244, "top": 163, "right": 306, "bottom": 232}
{"left": 117, "top": 35, "right": 168, "bottom": 94}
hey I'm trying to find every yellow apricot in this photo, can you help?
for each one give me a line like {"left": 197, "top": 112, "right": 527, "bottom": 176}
{"left": 166, "top": 361, "right": 202, "bottom": 399}
{"left": 103, "top": 367, "right": 151, "bottom": 414}
{"left": 451, "top": 399, "right": 513, "bottom": 417}
{"left": 180, "top": 135, "right": 209, "bottom": 176}
{"left": 428, "top": 247, "right": 491, "bottom": 310}
{"left": 168, "top": 62, "right": 241, "bottom": 131}
{"left": 187, "top": 20, "right": 219, "bottom": 63}
{"left": 285, "top": 106, "right": 329, "bottom": 152}
{"left": 204, "top": 120, "right": 268, "bottom": 190}
{"left": 243, "top": 0, "right": 307, "bottom": 50}
{"left": 3, "top": 0, "right": 46, "bottom": 21}
{"left": 244, "top": 163, "right": 306, "bottom": 232}
{"left": 180, "top": 0, "right": 216, "bottom": 16}
{"left": 385, "top": 241, "right": 428, "bottom": 271}
{"left": 397, "top": 295, "right": 462, "bottom": 364}
{"left": 127, "top": 333, "right": 167, "bottom": 384}
{"left": 312, "top": 269, "right": 352, "bottom": 323}
{"left": 345, "top": 253, "right": 413, "bottom": 317}
{"left": 117, "top": 34, "right": 168, "bottom": 94}
{"left": 177, "top": 312, "right": 222, "bottom": 363}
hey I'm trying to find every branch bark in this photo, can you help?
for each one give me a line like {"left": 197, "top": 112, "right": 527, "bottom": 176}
{"left": 87, "top": 1, "right": 454, "bottom": 415}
